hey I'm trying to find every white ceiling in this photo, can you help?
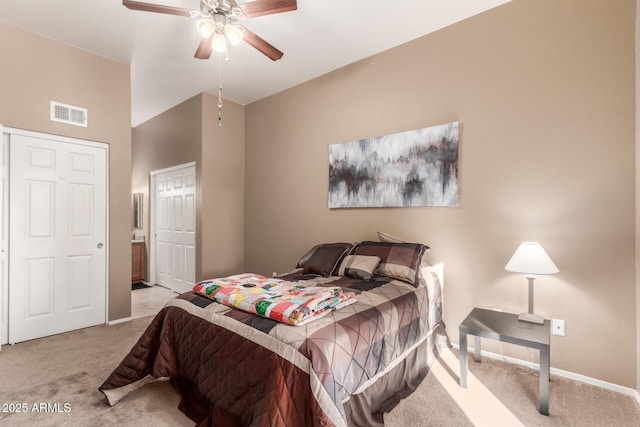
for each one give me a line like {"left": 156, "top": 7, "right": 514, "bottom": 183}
{"left": 0, "top": 0, "right": 511, "bottom": 127}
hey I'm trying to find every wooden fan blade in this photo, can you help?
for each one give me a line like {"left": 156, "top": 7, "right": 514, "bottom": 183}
{"left": 243, "top": 29, "right": 283, "bottom": 61}
{"left": 194, "top": 36, "right": 214, "bottom": 59}
{"left": 241, "top": 0, "right": 297, "bottom": 18}
{"left": 123, "top": 0, "right": 192, "bottom": 17}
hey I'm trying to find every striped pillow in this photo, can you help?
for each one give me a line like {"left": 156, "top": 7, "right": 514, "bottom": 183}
{"left": 353, "top": 241, "right": 427, "bottom": 286}
{"left": 338, "top": 255, "right": 381, "bottom": 280}
{"left": 301, "top": 243, "right": 353, "bottom": 277}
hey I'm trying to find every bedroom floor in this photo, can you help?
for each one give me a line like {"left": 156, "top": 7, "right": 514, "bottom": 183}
{"left": 1, "top": 283, "right": 634, "bottom": 426}
{"left": 0, "top": 314, "right": 638, "bottom": 426}
{"left": 131, "top": 284, "right": 176, "bottom": 319}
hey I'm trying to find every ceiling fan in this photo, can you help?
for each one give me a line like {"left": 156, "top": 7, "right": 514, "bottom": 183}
{"left": 123, "top": 0, "right": 297, "bottom": 61}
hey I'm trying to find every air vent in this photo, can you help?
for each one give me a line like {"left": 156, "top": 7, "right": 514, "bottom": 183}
{"left": 50, "top": 101, "right": 88, "bottom": 127}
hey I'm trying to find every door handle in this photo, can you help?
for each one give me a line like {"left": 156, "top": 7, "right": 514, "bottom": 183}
{"left": 97, "top": 243, "right": 104, "bottom": 249}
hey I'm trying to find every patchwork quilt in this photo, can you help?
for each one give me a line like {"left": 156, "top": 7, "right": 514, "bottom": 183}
{"left": 100, "top": 266, "right": 449, "bottom": 427}
{"left": 193, "top": 273, "right": 357, "bottom": 326}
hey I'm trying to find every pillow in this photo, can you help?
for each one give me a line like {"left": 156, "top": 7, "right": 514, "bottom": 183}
{"left": 377, "top": 231, "right": 405, "bottom": 243}
{"left": 296, "top": 245, "right": 319, "bottom": 268}
{"left": 301, "top": 243, "right": 353, "bottom": 277}
{"left": 352, "top": 241, "right": 428, "bottom": 286}
{"left": 338, "top": 255, "right": 381, "bottom": 280}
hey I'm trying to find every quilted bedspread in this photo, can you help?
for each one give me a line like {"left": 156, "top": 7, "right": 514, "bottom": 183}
{"left": 100, "top": 266, "right": 449, "bottom": 427}
{"left": 193, "top": 273, "right": 357, "bottom": 326}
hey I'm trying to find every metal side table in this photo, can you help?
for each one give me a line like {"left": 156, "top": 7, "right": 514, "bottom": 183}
{"left": 459, "top": 307, "right": 551, "bottom": 415}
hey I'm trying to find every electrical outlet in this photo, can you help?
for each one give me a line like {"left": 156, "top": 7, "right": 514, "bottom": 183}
{"left": 552, "top": 319, "right": 565, "bottom": 336}
{"left": 272, "top": 272, "right": 277, "bottom": 277}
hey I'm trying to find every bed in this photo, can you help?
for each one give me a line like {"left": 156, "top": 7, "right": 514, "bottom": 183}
{"left": 100, "top": 240, "right": 450, "bottom": 426}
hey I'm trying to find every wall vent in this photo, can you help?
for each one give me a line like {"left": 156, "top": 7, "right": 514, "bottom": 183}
{"left": 50, "top": 101, "right": 88, "bottom": 127}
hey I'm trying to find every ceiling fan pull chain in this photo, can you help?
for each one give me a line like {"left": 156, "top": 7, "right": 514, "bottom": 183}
{"left": 218, "top": 53, "right": 223, "bottom": 127}
{"left": 218, "top": 86, "right": 223, "bottom": 127}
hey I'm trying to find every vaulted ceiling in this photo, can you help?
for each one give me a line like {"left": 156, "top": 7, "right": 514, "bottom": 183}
{"left": 0, "top": 0, "right": 511, "bottom": 126}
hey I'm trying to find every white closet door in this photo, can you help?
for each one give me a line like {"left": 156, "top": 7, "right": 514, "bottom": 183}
{"left": 9, "top": 133, "right": 107, "bottom": 343}
{"left": 154, "top": 165, "right": 196, "bottom": 294}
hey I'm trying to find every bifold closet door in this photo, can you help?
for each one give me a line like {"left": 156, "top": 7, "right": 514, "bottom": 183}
{"left": 9, "top": 133, "right": 107, "bottom": 343}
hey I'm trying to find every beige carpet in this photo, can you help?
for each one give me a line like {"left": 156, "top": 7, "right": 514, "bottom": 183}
{"left": 0, "top": 316, "right": 638, "bottom": 426}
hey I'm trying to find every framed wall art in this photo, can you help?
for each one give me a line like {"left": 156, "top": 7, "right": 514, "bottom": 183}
{"left": 329, "top": 121, "right": 459, "bottom": 208}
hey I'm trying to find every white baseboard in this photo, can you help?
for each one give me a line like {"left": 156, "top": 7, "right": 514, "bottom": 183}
{"left": 452, "top": 343, "right": 640, "bottom": 405}
{"left": 107, "top": 316, "right": 132, "bottom": 326}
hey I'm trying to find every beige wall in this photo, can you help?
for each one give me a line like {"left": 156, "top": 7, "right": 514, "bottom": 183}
{"left": 132, "top": 93, "right": 244, "bottom": 282}
{"left": 636, "top": 0, "right": 640, "bottom": 396}
{"left": 245, "top": 0, "right": 637, "bottom": 388}
{"left": 201, "top": 94, "right": 245, "bottom": 277}
{"left": 0, "top": 22, "right": 132, "bottom": 321}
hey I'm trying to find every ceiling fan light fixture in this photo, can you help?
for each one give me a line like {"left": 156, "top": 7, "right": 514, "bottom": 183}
{"left": 212, "top": 32, "right": 227, "bottom": 53}
{"left": 224, "top": 24, "right": 244, "bottom": 45}
{"left": 196, "top": 19, "right": 215, "bottom": 38}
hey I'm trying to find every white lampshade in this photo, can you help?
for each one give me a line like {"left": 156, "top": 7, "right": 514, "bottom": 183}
{"left": 505, "top": 242, "right": 559, "bottom": 275}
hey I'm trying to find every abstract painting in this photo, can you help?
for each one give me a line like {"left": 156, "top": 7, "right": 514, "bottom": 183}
{"left": 329, "top": 121, "right": 459, "bottom": 208}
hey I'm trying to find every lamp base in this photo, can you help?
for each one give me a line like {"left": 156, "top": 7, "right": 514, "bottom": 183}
{"left": 518, "top": 313, "right": 544, "bottom": 324}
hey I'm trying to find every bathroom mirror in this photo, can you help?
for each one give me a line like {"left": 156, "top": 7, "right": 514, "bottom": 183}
{"left": 133, "top": 193, "right": 143, "bottom": 229}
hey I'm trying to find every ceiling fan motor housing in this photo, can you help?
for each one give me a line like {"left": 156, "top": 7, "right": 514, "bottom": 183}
{"left": 201, "top": 0, "right": 243, "bottom": 18}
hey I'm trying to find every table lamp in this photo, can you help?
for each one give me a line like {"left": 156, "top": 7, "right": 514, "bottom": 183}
{"left": 505, "top": 242, "right": 559, "bottom": 324}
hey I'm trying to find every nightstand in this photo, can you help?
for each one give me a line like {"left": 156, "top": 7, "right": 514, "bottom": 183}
{"left": 459, "top": 307, "right": 551, "bottom": 415}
